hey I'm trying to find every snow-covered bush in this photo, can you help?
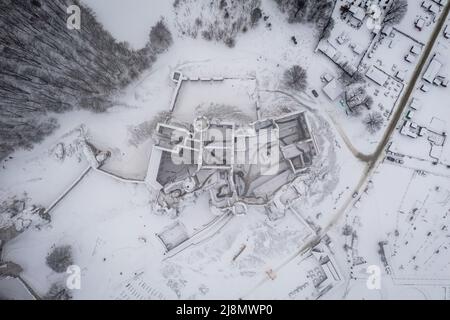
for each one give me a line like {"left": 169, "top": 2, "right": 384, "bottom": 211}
{"left": 0, "top": 194, "right": 47, "bottom": 242}
{"left": 284, "top": 65, "right": 308, "bottom": 91}
{"left": 44, "top": 283, "right": 72, "bottom": 300}
{"left": 273, "top": 0, "right": 333, "bottom": 30}
{"left": 46, "top": 245, "right": 74, "bottom": 273}
{"left": 174, "top": 0, "right": 262, "bottom": 47}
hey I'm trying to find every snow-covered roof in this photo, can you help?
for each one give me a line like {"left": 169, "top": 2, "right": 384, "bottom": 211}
{"left": 423, "top": 56, "right": 443, "bottom": 83}
{"left": 411, "top": 45, "right": 422, "bottom": 55}
{"left": 281, "top": 144, "right": 302, "bottom": 159}
{"left": 415, "top": 18, "right": 425, "bottom": 30}
{"left": 381, "top": 25, "right": 393, "bottom": 36}
{"left": 145, "top": 147, "right": 163, "bottom": 190}
{"left": 322, "top": 79, "right": 343, "bottom": 101}
{"left": 410, "top": 98, "right": 422, "bottom": 110}
{"left": 405, "top": 54, "right": 416, "bottom": 63}
{"left": 400, "top": 122, "right": 418, "bottom": 138}
{"left": 352, "top": 44, "right": 365, "bottom": 55}
{"left": 349, "top": 5, "right": 366, "bottom": 21}
{"left": 395, "top": 70, "right": 406, "bottom": 81}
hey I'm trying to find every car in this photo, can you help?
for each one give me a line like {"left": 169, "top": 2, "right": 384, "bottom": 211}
{"left": 386, "top": 156, "right": 396, "bottom": 162}
{"left": 312, "top": 90, "right": 319, "bottom": 98}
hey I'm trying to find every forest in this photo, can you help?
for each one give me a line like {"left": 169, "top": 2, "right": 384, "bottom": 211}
{"left": 0, "top": 0, "right": 172, "bottom": 160}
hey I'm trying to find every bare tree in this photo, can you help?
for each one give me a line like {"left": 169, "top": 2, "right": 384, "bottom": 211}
{"left": 284, "top": 65, "right": 308, "bottom": 91}
{"left": 321, "top": 17, "right": 335, "bottom": 40}
{"left": 273, "top": 0, "right": 333, "bottom": 31}
{"left": 345, "top": 84, "right": 368, "bottom": 110}
{"left": 383, "top": 0, "right": 408, "bottom": 26}
{"left": 364, "top": 112, "right": 384, "bottom": 134}
{"left": 250, "top": 7, "right": 263, "bottom": 26}
{"left": 341, "top": 70, "right": 366, "bottom": 86}
{"left": 149, "top": 19, "right": 173, "bottom": 53}
{"left": 46, "top": 245, "right": 73, "bottom": 273}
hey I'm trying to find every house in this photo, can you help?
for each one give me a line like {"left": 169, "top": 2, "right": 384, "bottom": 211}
{"left": 349, "top": 5, "right": 366, "bottom": 21}
{"left": 405, "top": 110, "right": 415, "bottom": 120}
{"left": 321, "top": 73, "right": 334, "bottom": 83}
{"left": 381, "top": 25, "right": 393, "bottom": 36}
{"left": 419, "top": 127, "right": 428, "bottom": 137}
{"left": 428, "top": 3, "right": 440, "bottom": 14}
{"left": 433, "top": 77, "right": 443, "bottom": 86}
{"left": 420, "top": 83, "right": 430, "bottom": 92}
{"left": 352, "top": 44, "right": 365, "bottom": 55}
{"left": 410, "top": 45, "right": 422, "bottom": 55}
{"left": 395, "top": 71, "right": 406, "bottom": 81}
{"left": 423, "top": 55, "right": 443, "bottom": 83}
{"left": 432, "top": 0, "right": 445, "bottom": 5}
{"left": 405, "top": 54, "right": 416, "bottom": 63}
{"left": 410, "top": 98, "right": 422, "bottom": 111}
{"left": 366, "top": 66, "right": 389, "bottom": 86}
{"left": 444, "top": 25, "right": 450, "bottom": 39}
{"left": 322, "top": 79, "right": 343, "bottom": 100}
{"left": 415, "top": 18, "right": 425, "bottom": 31}
{"left": 400, "top": 121, "right": 418, "bottom": 138}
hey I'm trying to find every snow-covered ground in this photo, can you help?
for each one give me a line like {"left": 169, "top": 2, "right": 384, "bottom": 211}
{"left": 2, "top": 0, "right": 449, "bottom": 300}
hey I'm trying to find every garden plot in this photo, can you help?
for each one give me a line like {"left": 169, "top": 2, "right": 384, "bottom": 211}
{"left": 395, "top": 0, "right": 443, "bottom": 44}
{"left": 338, "top": 72, "right": 404, "bottom": 153}
{"left": 336, "top": 163, "right": 450, "bottom": 298}
{"left": 366, "top": 75, "right": 403, "bottom": 116}
{"left": 387, "top": 170, "right": 450, "bottom": 281}
{"left": 363, "top": 28, "right": 424, "bottom": 83}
